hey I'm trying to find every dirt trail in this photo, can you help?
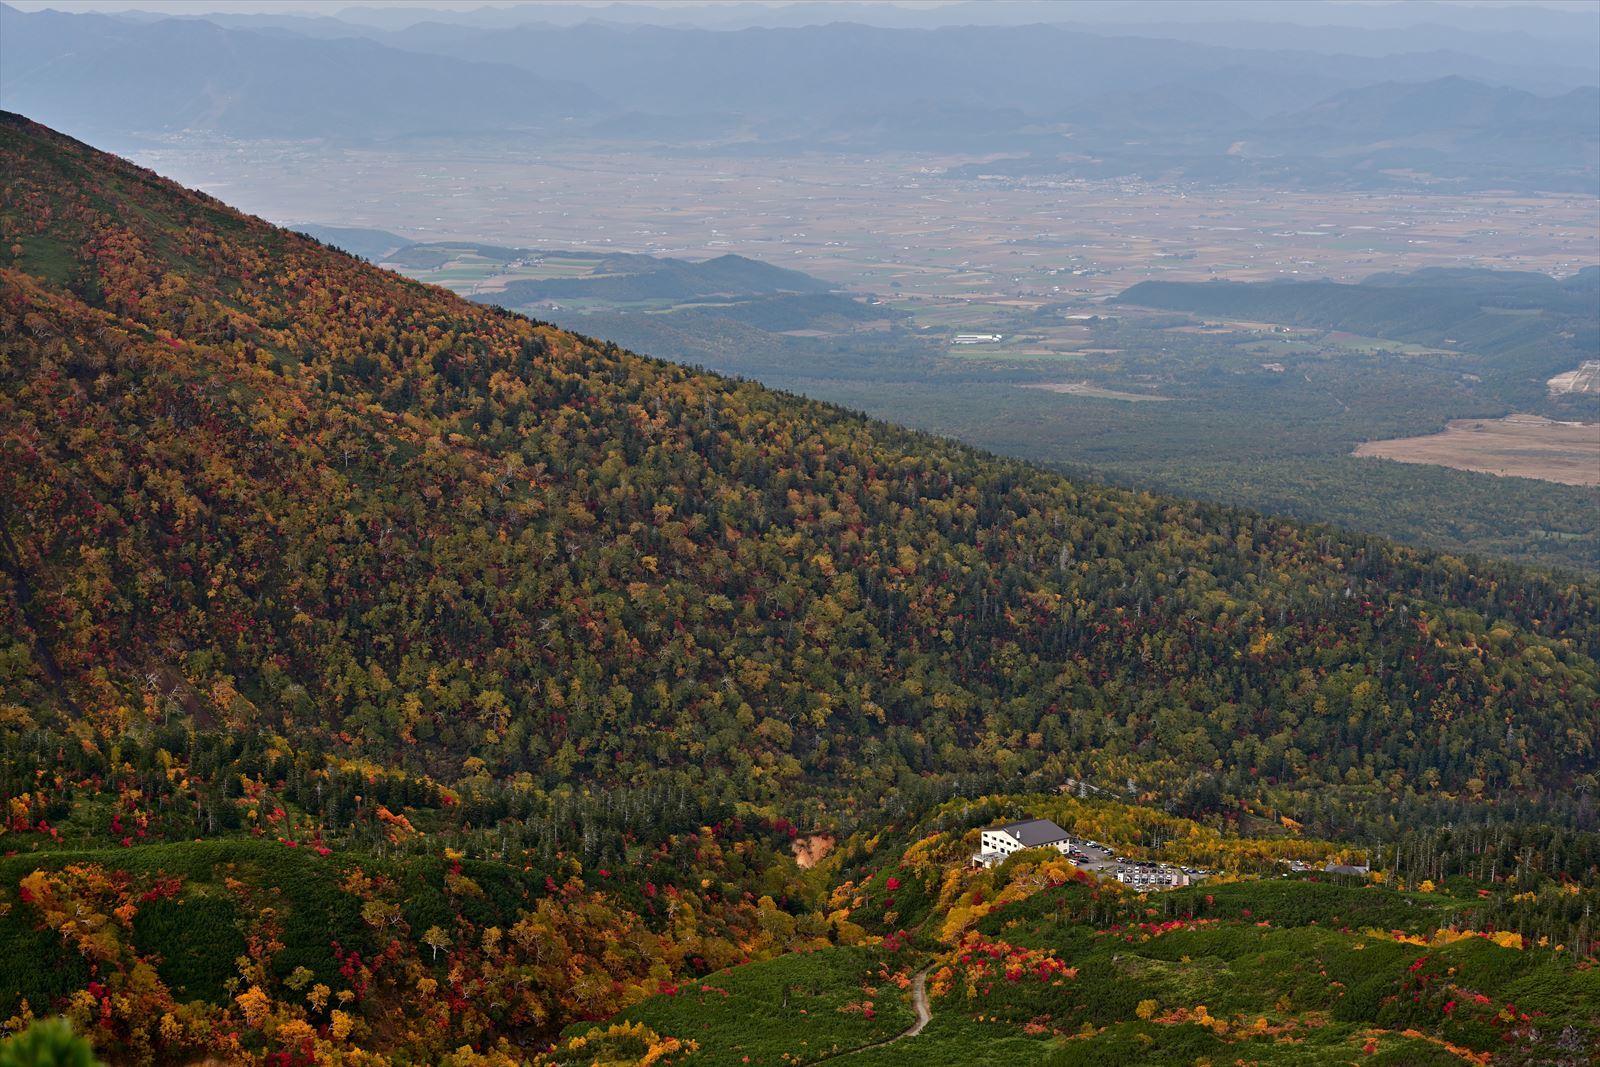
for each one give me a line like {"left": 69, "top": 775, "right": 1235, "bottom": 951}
{"left": 812, "top": 966, "right": 932, "bottom": 1062}
{"left": 905, "top": 967, "right": 932, "bottom": 1036}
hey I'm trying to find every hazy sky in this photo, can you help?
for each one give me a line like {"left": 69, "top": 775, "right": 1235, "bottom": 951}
{"left": 8, "top": 0, "right": 954, "bottom": 10}
{"left": 8, "top": 0, "right": 1598, "bottom": 14}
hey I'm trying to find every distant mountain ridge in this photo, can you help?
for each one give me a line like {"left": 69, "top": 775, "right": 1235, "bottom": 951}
{"left": 0, "top": 3, "right": 595, "bottom": 144}
{"left": 2, "top": 0, "right": 1595, "bottom": 191}
{"left": 369, "top": 18, "right": 1585, "bottom": 122}
{"left": 316, "top": 236, "right": 838, "bottom": 305}
{"left": 292, "top": 224, "right": 409, "bottom": 262}
{"left": 945, "top": 75, "right": 1599, "bottom": 192}
{"left": 1284, "top": 75, "right": 1600, "bottom": 134}
{"left": 1241, "top": 75, "right": 1600, "bottom": 170}
{"left": 1114, "top": 267, "right": 1600, "bottom": 389}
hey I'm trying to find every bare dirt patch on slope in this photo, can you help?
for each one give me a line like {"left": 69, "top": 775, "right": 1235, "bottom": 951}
{"left": 1549, "top": 361, "right": 1600, "bottom": 396}
{"left": 791, "top": 833, "right": 836, "bottom": 869}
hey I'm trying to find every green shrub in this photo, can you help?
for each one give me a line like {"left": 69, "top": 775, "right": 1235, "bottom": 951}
{"left": 0, "top": 1018, "right": 102, "bottom": 1067}
{"left": 132, "top": 896, "right": 247, "bottom": 1004}
{"left": 1044, "top": 1022, "right": 1225, "bottom": 1066}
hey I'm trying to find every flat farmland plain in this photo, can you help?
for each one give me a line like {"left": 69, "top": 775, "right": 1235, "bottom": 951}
{"left": 132, "top": 141, "right": 1600, "bottom": 316}
{"left": 1355, "top": 416, "right": 1600, "bottom": 486}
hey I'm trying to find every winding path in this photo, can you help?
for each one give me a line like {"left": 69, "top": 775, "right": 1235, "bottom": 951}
{"left": 812, "top": 965, "right": 933, "bottom": 1062}
{"left": 905, "top": 966, "right": 932, "bottom": 1037}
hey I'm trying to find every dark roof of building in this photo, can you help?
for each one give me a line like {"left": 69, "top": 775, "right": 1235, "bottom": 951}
{"left": 985, "top": 818, "right": 1071, "bottom": 847}
{"left": 1324, "top": 862, "right": 1371, "bottom": 876}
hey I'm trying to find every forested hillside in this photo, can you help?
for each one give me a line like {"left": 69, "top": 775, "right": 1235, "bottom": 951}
{"left": 1, "top": 111, "right": 1596, "bottom": 821}
{"left": 1116, "top": 269, "right": 1600, "bottom": 408}
{"left": 1, "top": 113, "right": 1599, "bottom": 1064}
{"left": 578, "top": 793, "right": 1600, "bottom": 1064}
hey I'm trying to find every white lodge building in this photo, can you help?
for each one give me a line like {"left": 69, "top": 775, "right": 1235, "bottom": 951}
{"left": 974, "top": 817, "right": 1073, "bottom": 867}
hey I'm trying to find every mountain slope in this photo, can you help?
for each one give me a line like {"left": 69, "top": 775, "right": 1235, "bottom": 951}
{"left": 1, "top": 112, "right": 1597, "bottom": 826}
{"left": 579, "top": 792, "right": 1600, "bottom": 1065}
{"left": 370, "top": 19, "right": 1589, "bottom": 120}
{"left": 1247, "top": 76, "right": 1600, "bottom": 171}
{"left": 1114, "top": 268, "right": 1600, "bottom": 393}
{"left": 292, "top": 224, "right": 410, "bottom": 262}
{"left": 1283, "top": 76, "right": 1598, "bottom": 135}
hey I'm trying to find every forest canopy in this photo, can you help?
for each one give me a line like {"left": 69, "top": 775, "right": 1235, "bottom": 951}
{"left": 0, "top": 112, "right": 1596, "bottom": 828}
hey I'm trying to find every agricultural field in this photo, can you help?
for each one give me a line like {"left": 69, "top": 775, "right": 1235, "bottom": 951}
{"left": 1320, "top": 332, "right": 1462, "bottom": 358}
{"left": 1022, "top": 381, "right": 1169, "bottom": 402}
{"left": 1355, "top": 415, "right": 1600, "bottom": 487}
{"left": 136, "top": 141, "right": 1600, "bottom": 310}
{"left": 383, "top": 246, "right": 612, "bottom": 298}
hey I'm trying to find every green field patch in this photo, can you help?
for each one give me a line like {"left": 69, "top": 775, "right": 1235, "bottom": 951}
{"left": 1245, "top": 337, "right": 1320, "bottom": 354}
{"left": 1324, "top": 331, "right": 1458, "bottom": 357}
{"left": 948, "top": 349, "right": 1090, "bottom": 362}
{"left": 1045, "top": 1021, "right": 1463, "bottom": 1067}
{"left": 132, "top": 894, "right": 248, "bottom": 1003}
{"left": 899, "top": 302, "right": 1016, "bottom": 328}
{"left": 582, "top": 946, "right": 915, "bottom": 1065}
{"left": 1021, "top": 382, "right": 1170, "bottom": 401}
{"left": 14, "top": 234, "right": 78, "bottom": 286}
{"left": 834, "top": 1012, "right": 1055, "bottom": 1065}
{"left": 0, "top": 906, "right": 91, "bottom": 1016}
{"left": 1170, "top": 879, "right": 1462, "bottom": 932}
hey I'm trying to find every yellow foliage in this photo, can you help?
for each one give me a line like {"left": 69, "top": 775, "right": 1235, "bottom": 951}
{"left": 548, "top": 1020, "right": 700, "bottom": 1066}
{"left": 274, "top": 1019, "right": 316, "bottom": 1045}
{"left": 235, "top": 985, "right": 272, "bottom": 1029}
